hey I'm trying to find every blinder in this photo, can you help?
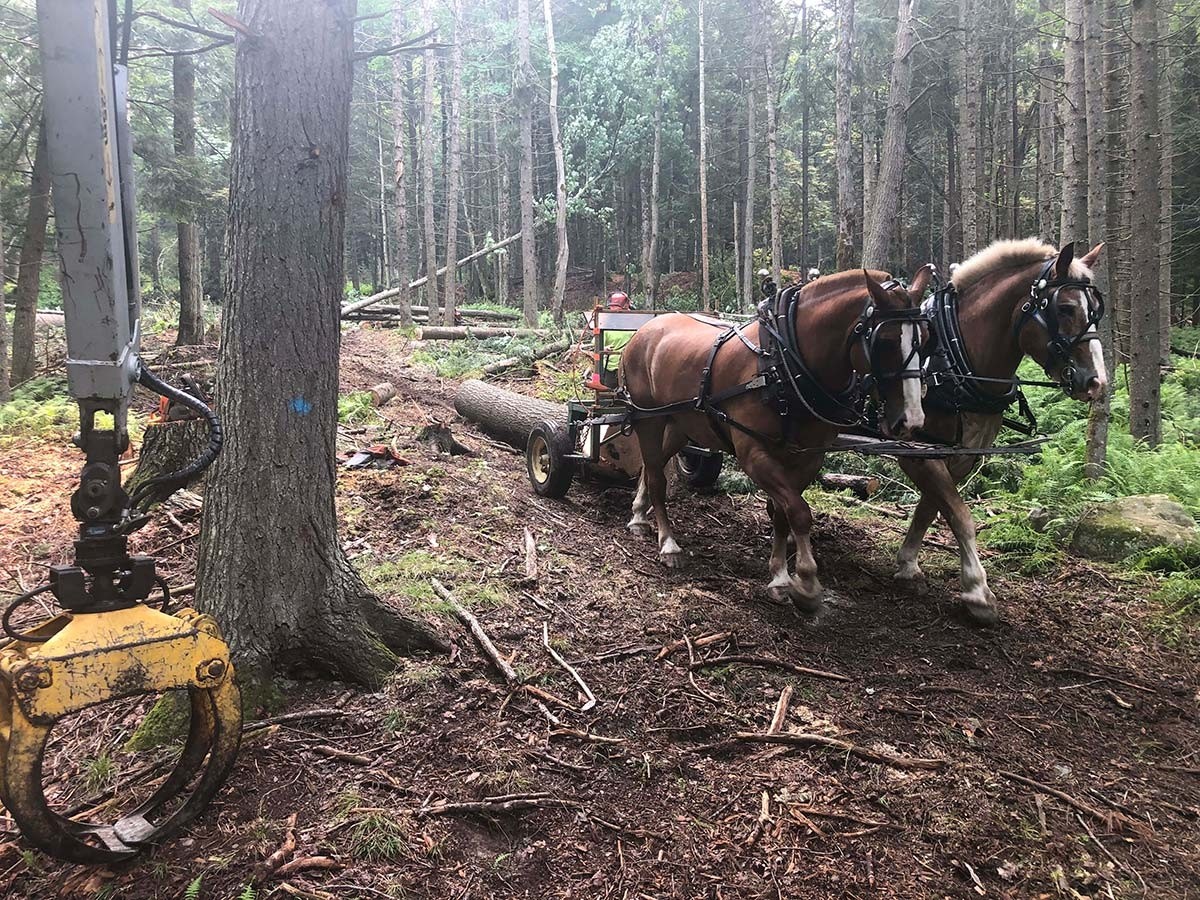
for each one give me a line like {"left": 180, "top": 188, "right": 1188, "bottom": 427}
{"left": 1015, "top": 257, "right": 1105, "bottom": 390}
{"left": 852, "top": 281, "right": 929, "bottom": 399}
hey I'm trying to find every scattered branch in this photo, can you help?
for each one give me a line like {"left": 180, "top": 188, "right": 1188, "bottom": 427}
{"left": 998, "top": 771, "right": 1147, "bottom": 835}
{"left": 542, "top": 622, "right": 597, "bottom": 712}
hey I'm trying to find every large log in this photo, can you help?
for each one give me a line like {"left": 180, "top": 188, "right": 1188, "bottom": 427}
{"left": 818, "top": 472, "right": 879, "bottom": 498}
{"left": 418, "top": 326, "right": 546, "bottom": 341}
{"left": 454, "top": 378, "right": 567, "bottom": 449}
{"left": 343, "top": 305, "right": 520, "bottom": 322}
{"left": 480, "top": 339, "right": 570, "bottom": 376}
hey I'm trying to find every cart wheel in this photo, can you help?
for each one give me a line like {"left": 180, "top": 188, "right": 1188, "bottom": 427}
{"left": 526, "top": 421, "right": 575, "bottom": 499}
{"left": 675, "top": 447, "right": 723, "bottom": 491}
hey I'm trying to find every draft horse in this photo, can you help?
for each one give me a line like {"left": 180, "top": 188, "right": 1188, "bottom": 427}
{"left": 619, "top": 267, "right": 933, "bottom": 613}
{"left": 895, "top": 239, "right": 1107, "bottom": 624}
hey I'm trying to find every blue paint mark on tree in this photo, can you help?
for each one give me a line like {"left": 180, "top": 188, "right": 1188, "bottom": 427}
{"left": 290, "top": 396, "right": 313, "bottom": 415}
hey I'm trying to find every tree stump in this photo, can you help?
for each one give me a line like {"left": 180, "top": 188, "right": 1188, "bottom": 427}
{"left": 125, "top": 419, "right": 212, "bottom": 504}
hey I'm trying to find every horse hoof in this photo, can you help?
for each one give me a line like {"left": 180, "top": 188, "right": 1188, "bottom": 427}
{"left": 767, "top": 584, "right": 790, "bottom": 603}
{"left": 660, "top": 551, "right": 685, "bottom": 570}
{"left": 893, "top": 572, "right": 930, "bottom": 596}
{"left": 788, "top": 587, "right": 823, "bottom": 616}
{"left": 627, "top": 522, "right": 653, "bottom": 538}
{"left": 960, "top": 596, "right": 1000, "bottom": 626}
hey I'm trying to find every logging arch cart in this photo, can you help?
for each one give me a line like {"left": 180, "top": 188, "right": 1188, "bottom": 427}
{"left": 524, "top": 307, "right": 725, "bottom": 499}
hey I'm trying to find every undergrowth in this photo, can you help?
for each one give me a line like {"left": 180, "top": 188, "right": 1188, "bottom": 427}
{"left": 0, "top": 376, "right": 76, "bottom": 440}
{"left": 359, "top": 549, "right": 507, "bottom": 614}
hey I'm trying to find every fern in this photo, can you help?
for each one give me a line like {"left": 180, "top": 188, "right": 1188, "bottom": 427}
{"left": 238, "top": 886, "right": 257, "bottom": 900}
{"left": 184, "top": 875, "right": 203, "bottom": 900}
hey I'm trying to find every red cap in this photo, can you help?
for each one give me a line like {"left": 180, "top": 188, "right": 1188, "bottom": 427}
{"left": 608, "top": 291, "right": 631, "bottom": 310}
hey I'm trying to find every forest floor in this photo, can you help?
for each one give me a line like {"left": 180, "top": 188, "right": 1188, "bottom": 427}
{"left": 1, "top": 324, "right": 1199, "bottom": 899}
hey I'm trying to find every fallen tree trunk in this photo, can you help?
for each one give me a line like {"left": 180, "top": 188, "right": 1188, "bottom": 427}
{"left": 341, "top": 232, "right": 522, "bottom": 315}
{"left": 455, "top": 379, "right": 566, "bottom": 449}
{"left": 818, "top": 473, "right": 879, "bottom": 498}
{"left": 418, "top": 326, "right": 546, "bottom": 341}
{"left": 343, "top": 305, "right": 520, "bottom": 323}
{"left": 480, "top": 339, "right": 570, "bottom": 376}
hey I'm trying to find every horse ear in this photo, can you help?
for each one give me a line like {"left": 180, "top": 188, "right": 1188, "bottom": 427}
{"left": 1079, "top": 242, "right": 1104, "bottom": 270}
{"left": 863, "top": 270, "right": 891, "bottom": 307}
{"left": 907, "top": 264, "right": 934, "bottom": 303}
{"left": 1054, "top": 242, "right": 1076, "bottom": 279}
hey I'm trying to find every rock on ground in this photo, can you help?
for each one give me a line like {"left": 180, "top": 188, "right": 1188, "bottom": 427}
{"left": 1070, "top": 493, "right": 1200, "bottom": 562}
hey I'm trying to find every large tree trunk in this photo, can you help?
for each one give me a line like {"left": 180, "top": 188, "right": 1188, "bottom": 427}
{"left": 835, "top": 0, "right": 856, "bottom": 269}
{"left": 0, "top": 217, "right": 8, "bottom": 402}
{"left": 173, "top": 0, "right": 204, "bottom": 346}
{"left": 391, "top": 0, "right": 414, "bottom": 327}
{"left": 1128, "top": 0, "right": 1161, "bottom": 445}
{"left": 1083, "top": 0, "right": 1112, "bottom": 478}
{"left": 1036, "top": 0, "right": 1057, "bottom": 241}
{"left": 1158, "top": 0, "right": 1174, "bottom": 365}
{"left": 957, "top": 0, "right": 980, "bottom": 257}
{"left": 741, "top": 53, "right": 757, "bottom": 310}
{"left": 420, "top": 0, "right": 440, "bottom": 325}
{"left": 517, "top": 0, "right": 538, "bottom": 326}
{"left": 197, "top": 0, "right": 445, "bottom": 688}
{"left": 645, "top": 12, "right": 664, "bottom": 303}
{"left": 11, "top": 119, "right": 49, "bottom": 386}
{"left": 862, "top": 0, "right": 917, "bottom": 270}
{"left": 443, "top": 0, "right": 464, "bottom": 324}
{"left": 697, "top": 0, "right": 711, "bottom": 311}
{"left": 1105, "top": 0, "right": 1129, "bottom": 359}
{"left": 543, "top": 0, "right": 569, "bottom": 324}
{"left": 454, "top": 378, "right": 566, "bottom": 449}
{"left": 1060, "top": 0, "right": 1087, "bottom": 243}
{"left": 765, "top": 33, "right": 782, "bottom": 288}
{"left": 799, "top": 0, "right": 810, "bottom": 271}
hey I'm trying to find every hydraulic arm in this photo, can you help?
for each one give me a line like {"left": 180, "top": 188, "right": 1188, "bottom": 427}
{"left": 0, "top": 0, "right": 240, "bottom": 864}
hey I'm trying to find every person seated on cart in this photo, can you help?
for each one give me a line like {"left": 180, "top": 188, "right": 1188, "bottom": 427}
{"left": 590, "top": 291, "right": 634, "bottom": 389}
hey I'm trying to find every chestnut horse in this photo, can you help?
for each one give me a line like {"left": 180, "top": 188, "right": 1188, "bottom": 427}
{"left": 894, "top": 239, "right": 1107, "bottom": 624}
{"left": 620, "top": 268, "right": 932, "bottom": 613}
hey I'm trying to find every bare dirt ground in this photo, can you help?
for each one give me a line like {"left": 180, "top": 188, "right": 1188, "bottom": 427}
{"left": 1, "top": 325, "right": 1198, "bottom": 899}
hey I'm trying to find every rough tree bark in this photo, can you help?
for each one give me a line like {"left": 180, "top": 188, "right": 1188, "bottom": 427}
{"left": 173, "top": 0, "right": 203, "bottom": 346}
{"left": 1036, "top": 0, "right": 1057, "bottom": 241}
{"left": 698, "top": 0, "right": 711, "bottom": 311}
{"left": 1083, "top": 0, "right": 1112, "bottom": 478}
{"left": 799, "top": 0, "right": 810, "bottom": 270}
{"left": 197, "top": 0, "right": 445, "bottom": 688}
{"left": 391, "top": 0, "right": 414, "bottom": 327}
{"left": 1128, "top": 0, "right": 1161, "bottom": 445}
{"left": 11, "top": 119, "right": 49, "bottom": 386}
{"left": 420, "top": 0, "right": 440, "bottom": 325}
{"left": 862, "top": 0, "right": 918, "bottom": 270}
{"left": 957, "top": 0, "right": 980, "bottom": 257}
{"left": 765, "top": 28, "right": 782, "bottom": 287}
{"left": 0, "top": 217, "right": 8, "bottom": 401}
{"left": 443, "top": 0, "right": 464, "bottom": 323}
{"left": 517, "top": 0, "right": 538, "bottom": 325}
{"left": 835, "top": 0, "right": 855, "bottom": 269}
{"left": 1060, "top": 0, "right": 1087, "bottom": 243}
{"left": 644, "top": 9, "right": 665, "bottom": 302}
{"left": 1158, "top": 0, "right": 1174, "bottom": 365}
{"left": 740, "top": 51, "right": 757, "bottom": 309}
{"left": 544, "top": 0, "right": 568, "bottom": 324}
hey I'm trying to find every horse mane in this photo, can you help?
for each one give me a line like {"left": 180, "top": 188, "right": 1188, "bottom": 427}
{"left": 802, "top": 268, "right": 891, "bottom": 302}
{"left": 950, "top": 237, "right": 1093, "bottom": 293}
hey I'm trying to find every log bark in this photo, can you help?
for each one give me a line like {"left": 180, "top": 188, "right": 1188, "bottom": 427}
{"left": 346, "top": 304, "right": 519, "bottom": 321}
{"left": 818, "top": 473, "right": 880, "bottom": 499}
{"left": 11, "top": 118, "right": 50, "bottom": 386}
{"left": 1060, "top": 0, "right": 1087, "bottom": 243}
{"left": 369, "top": 382, "right": 396, "bottom": 406}
{"left": 455, "top": 378, "right": 566, "bottom": 449}
{"left": 479, "top": 339, "right": 569, "bottom": 376}
{"left": 196, "top": 0, "right": 445, "bottom": 689}
{"left": 418, "top": 326, "right": 546, "bottom": 341}
{"left": 957, "top": 0, "right": 980, "bottom": 257}
{"left": 126, "top": 419, "right": 211, "bottom": 502}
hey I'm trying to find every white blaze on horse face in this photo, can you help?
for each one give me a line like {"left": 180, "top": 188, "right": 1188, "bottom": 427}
{"left": 900, "top": 321, "right": 925, "bottom": 432}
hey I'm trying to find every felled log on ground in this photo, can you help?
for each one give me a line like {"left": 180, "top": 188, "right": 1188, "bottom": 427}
{"left": 125, "top": 418, "right": 212, "bottom": 504}
{"left": 480, "top": 340, "right": 571, "bottom": 376}
{"left": 818, "top": 473, "right": 880, "bottom": 499}
{"left": 454, "top": 379, "right": 567, "bottom": 449}
{"left": 418, "top": 326, "right": 547, "bottom": 341}
{"left": 369, "top": 382, "right": 396, "bottom": 406}
{"left": 361, "top": 305, "right": 520, "bottom": 321}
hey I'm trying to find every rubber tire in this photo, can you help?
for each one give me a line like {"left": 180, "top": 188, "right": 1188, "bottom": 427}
{"left": 526, "top": 420, "right": 575, "bottom": 499}
{"left": 675, "top": 447, "right": 724, "bottom": 491}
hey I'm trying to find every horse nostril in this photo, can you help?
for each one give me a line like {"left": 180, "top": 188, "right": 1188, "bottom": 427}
{"left": 1086, "top": 376, "right": 1104, "bottom": 399}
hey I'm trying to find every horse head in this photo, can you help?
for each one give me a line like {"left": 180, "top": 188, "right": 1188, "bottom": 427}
{"left": 859, "top": 267, "right": 932, "bottom": 440}
{"left": 1016, "top": 242, "right": 1107, "bottom": 402}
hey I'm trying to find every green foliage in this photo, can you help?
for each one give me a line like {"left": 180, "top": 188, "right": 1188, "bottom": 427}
{"left": 360, "top": 550, "right": 506, "bottom": 614}
{"left": 338, "top": 390, "right": 380, "bottom": 426}
{"left": 411, "top": 332, "right": 557, "bottom": 379}
{"left": 0, "top": 376, "right": 75, "bottom": 440}
{"left": 83, "top": 752, "right": 117, "bottom": 795}
{"left": 183, "top": 876, "right": 203, "bottom": 900}
{"left": 237, "top": 885, "right": 256, "bottom": 900}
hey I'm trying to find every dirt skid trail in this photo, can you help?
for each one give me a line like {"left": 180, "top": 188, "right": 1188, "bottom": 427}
{"left": 2, "top": 328, "right": 1197, "bottom": 899}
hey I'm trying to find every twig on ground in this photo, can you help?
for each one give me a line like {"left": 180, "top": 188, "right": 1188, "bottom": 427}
{"left": 784, "top": 804, "right": 898, "bottom": 830}
{"left": 767, "top": 685, "right": 794, "bottom": 735}
{"left": 243, "top": 709, "right": 346, "bottom": 733}
{"left": 1076, "top": 813, "right": 1146, "bottom": 890}
{"left": 312, "top": 745, "right": 373, "bottom": 766}
{"left": 542, "top": 622, "right": 597, "bottom": 712}
{"left": 685, "top": 635, "right": 726, "bottom": 706}
{"left": 689, "top": 653, "right": 849, "bottom": 683}
{"left": 274, "top": 857, "right": 342, "bottom": 879}
{"left": 743, "top": 791, "right": 771, "bottom": 847}
{"left": 523, "top": 528, "right": 539, "bottom": 583}
{"left": 998, "top": 771, "right": 1146, "bottom": 835}
{"left": 256, "top": 813, "right": 298, "bottom": 881}
{"left": 418, "top": 792, "right": 580, "bottom": 818}
{"left": 656, "top": 631, "right": 732, "bottom": 661}
{"left": 731, "top": 732, "right": 947, "bottom": 770}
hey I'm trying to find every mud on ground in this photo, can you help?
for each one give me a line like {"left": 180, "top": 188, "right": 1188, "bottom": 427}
{"left": 1, "top": 325, "right": 1198, "bottom": 899}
